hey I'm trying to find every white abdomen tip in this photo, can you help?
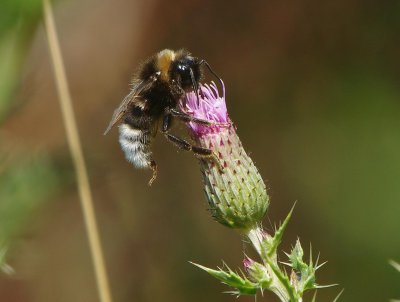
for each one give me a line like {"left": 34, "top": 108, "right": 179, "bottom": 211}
{"left": 119, "top": 124, "right": 152, "bottom": 169}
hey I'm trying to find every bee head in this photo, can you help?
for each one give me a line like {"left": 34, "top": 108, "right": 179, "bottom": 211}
{"left": 170, "top": 56, "right": 202, "bottom": 90}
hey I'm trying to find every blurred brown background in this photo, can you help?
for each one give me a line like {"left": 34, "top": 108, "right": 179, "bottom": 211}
{"left": 1, "top": 0, "right": 399, "bottom": 301}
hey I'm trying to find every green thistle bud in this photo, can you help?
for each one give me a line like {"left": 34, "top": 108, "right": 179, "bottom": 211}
{"left": 181, "top": 82, "right": 269, "bottom": 230}
{"left": 243, "top": 256, "right": 271, "bottom": 288}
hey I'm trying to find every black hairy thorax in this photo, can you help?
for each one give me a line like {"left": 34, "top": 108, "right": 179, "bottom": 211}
{"left": 124, "top": 79, "right": 183, "bottom": 131}
{"left": 143, "top": 80, "right": 182, "bottom": 114}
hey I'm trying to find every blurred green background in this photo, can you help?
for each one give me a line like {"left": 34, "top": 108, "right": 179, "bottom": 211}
{"left": 0, "top": 0, "right": 399, "bottom": 301}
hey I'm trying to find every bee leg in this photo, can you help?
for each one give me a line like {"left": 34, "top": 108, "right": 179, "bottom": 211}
{"left": 189, "top": 68, "right": 201, "bottom": 105}
{"left": 161, "top": 113, "right": 222, "bottom": 168}
{"left": 162, "top": 113, "right": 173, "bottom": 132}
{"left": 192, "top": 146, "right": 223, "bottom": 171}
{"left": 148, "top": 160, "right": 158, "bottom": 186}
{"left": 162, "top": 132, "right": 222, "bottom": 169}
{"left": 169, "top": 108, "right": 213, "bottom": 126}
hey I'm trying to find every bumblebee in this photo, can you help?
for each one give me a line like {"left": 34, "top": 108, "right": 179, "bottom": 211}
{"left": 104, "top": 49, "right": 219, "bottom": 185}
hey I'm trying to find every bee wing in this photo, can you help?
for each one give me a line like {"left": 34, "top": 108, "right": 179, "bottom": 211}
{"left": 103, "top": 79, "right": 152, "bottom": 135}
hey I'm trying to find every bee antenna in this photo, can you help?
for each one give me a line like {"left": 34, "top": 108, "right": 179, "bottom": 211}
{"left": 199, "top": 60, "right": 224, "bottom": 91}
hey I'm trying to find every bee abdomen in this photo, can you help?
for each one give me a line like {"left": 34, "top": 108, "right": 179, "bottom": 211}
{"left": 118, "top": 124, "right": 153, "bottom": 169}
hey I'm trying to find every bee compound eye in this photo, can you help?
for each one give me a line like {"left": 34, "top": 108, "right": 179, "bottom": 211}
{"left": 178, "top": 64, "right": 187, "bottom": 71}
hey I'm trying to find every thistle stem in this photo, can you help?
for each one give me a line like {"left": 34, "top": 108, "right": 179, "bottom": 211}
{"left": 246, "top": 227, "right": 263, "bottom": 256}
{"left": 42, "top": 1, "right": 113, "bottom": 301}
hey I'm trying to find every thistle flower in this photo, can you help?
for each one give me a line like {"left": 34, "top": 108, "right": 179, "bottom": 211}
{"left": 181, "top": 81, "right": 269, "bottom": 230}
{"left": 182, "top": 81, "right": 331, "bottom": 301}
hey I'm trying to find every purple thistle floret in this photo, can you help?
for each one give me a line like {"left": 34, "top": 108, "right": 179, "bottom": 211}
{"left": 182, "top": 81, "right": 230, "bottom": 136}
{"left": 180, "top": 81, "right": 269, "bottom": 230}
